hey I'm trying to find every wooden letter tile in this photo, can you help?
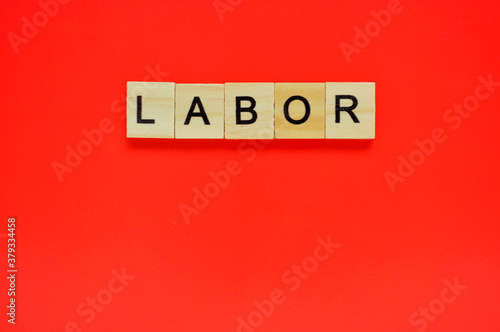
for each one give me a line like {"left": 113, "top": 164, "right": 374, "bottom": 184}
{"left": 175, "top": 84, "right": 224, "bottom": 139}
{"left": 126, "top": 82, "right": 175, "bottom": 138}
{"left": 274, "top": 83, "right": 325, "bottom": 139}
{"left": 225, "top": 83, "right": 274, "bottom": 139}
{"left": 325, "top": 82, "right": 375, "bottom": 139}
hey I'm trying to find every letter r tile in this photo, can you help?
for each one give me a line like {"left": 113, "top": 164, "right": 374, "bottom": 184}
{"left": 326, "top": 82, "right": 375, "bottom": 139}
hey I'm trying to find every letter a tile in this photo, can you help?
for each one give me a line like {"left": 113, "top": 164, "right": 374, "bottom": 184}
{"left": 175, "top": 84, "right": 224, "bottom": 139}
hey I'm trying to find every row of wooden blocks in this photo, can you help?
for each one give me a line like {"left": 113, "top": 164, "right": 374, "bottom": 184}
{"left": 127, "top": 82, "right": 375, "bottom": 139}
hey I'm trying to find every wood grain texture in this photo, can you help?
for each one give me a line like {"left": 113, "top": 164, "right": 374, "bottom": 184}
{"left": 175, "top": 84, "right": 225, "bottom": 139}
{"left": 325, "top": 82, "right": 375, "bottom": 139}
{"left": 225, "top": 83, "right": 274, "bottom": 139}
{"left": 274, "top": 83, "right": 325, "bottom": 139}
{"left": 126, "top": 82, "right": 175, "bottom": 138}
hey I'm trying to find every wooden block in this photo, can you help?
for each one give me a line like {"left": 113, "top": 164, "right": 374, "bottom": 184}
{"left": 274, "top": 83, "right": 325, "bottom": 139}
{"left": 126, "top": 82, "right": 175, "bottom": 138}
{"left": 325, "top": 82, "right": 375, "bottom": 139}
{"left": 175, "top": 84, "right": 224, "bottom": 139}
{"left": 225, "top": 83, "right": 274, "bottom": 139}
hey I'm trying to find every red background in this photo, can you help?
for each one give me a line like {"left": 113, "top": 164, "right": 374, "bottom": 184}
{"left": 1, "top": 0, "right": 500, "bottom": 331}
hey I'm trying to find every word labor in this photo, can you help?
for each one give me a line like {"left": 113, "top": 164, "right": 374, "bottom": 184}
{"left": 126, "top": 82, "right": 376, "bottom": 139}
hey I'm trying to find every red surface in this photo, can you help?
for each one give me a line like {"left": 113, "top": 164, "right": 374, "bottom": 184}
{"left": 1, "top": 0, "right": 500, "bottom": 331}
